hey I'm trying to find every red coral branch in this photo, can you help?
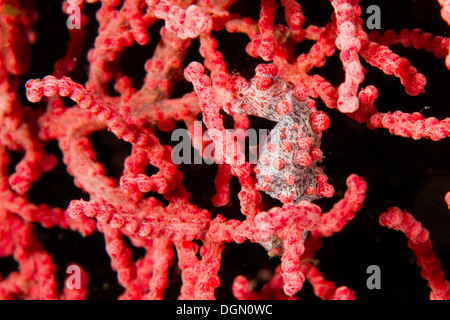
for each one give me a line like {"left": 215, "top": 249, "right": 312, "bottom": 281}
{"left": 380, "top": 206, "right": 450, "bottom": 300}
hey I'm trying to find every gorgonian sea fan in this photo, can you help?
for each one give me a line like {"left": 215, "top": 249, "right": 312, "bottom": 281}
{"left": 0, "top": 0, "right": 449, "bottom": 300}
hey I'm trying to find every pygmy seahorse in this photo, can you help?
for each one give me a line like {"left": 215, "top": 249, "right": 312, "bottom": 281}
{"left": 229, "top": 64, "right": 334, "bottom": 204}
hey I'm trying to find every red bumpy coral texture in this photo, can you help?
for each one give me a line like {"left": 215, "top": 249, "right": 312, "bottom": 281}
{"left": 0, "top": 0, "right": 449, "bottom": 300}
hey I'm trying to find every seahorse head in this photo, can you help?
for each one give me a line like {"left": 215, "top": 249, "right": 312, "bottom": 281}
{"left": 230, "top": 64, "right": 294, "bottom": 121}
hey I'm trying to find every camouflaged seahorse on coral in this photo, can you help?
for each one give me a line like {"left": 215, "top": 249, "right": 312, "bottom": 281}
{"left": 230, "top": 64, "right": 334, "bottom": 204}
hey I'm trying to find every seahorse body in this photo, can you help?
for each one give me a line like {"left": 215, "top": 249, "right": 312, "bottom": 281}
{"left": 230, "top": 64, "right": 334, "bottom": 204}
